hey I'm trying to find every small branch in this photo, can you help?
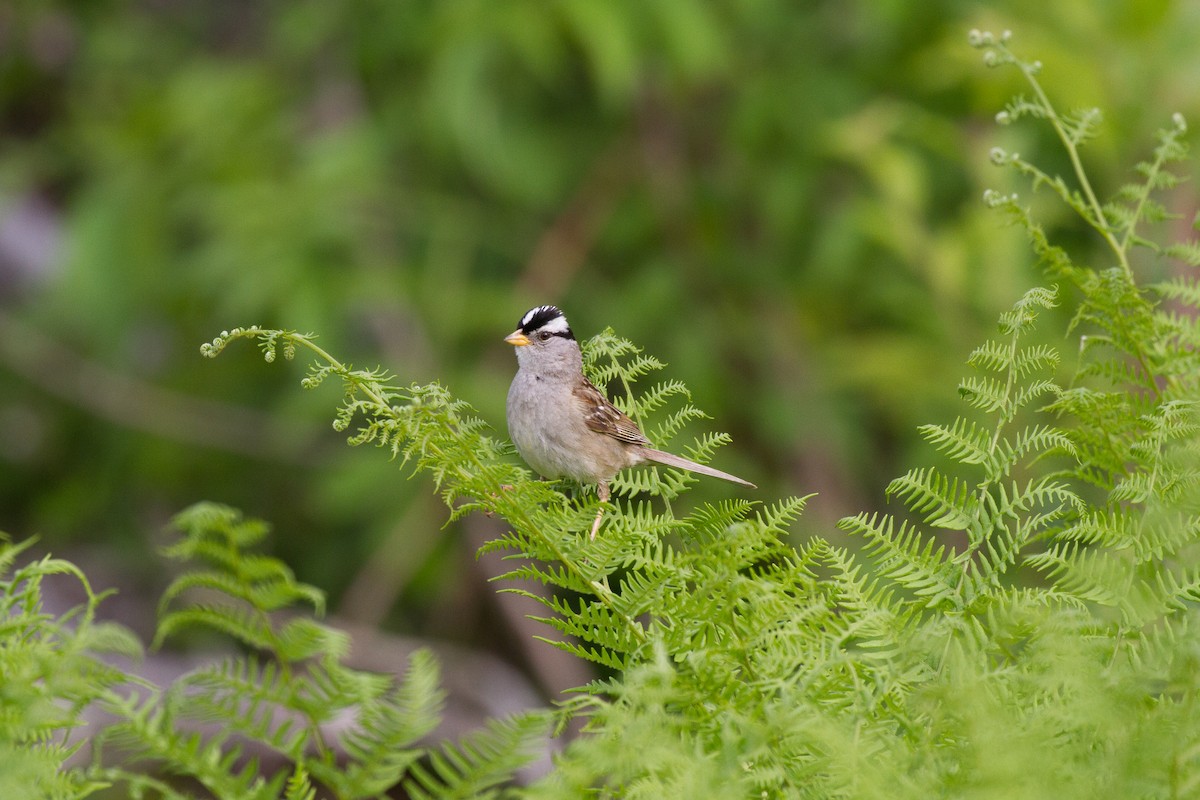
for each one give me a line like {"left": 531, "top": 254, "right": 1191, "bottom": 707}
{"left": 0, "top": 311, "right": 314, "bottom": 463}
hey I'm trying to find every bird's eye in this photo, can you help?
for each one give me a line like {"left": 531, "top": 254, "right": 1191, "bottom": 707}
{"left": 538, "top": 330, "right": 552, "bottom": 341}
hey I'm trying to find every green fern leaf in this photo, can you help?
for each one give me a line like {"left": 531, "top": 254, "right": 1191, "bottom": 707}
{"left": 1024, "top": 541, "right": 1131, "bottom": 610}
{"left": 837, "top": 512, "right": 959, "bottom": 608}
{"left": 283, "top": 766, "right": 318, "bottom": 800}
{"left": 318, "top": 649, "right": 444, "bottom": 798}
{"left": 958, "top": 375, "right": 1009, "bottom": 414}
{"left": 1163, "top": 242, "right": 1200, "bottom": 267}
{"left": 533, "top": 635, "right": 630, "bottom": 670}
{"left": 403, "top": 713, "right": 550, "bottom": 800}
{"left": 158, "top": 569, "right": 324, "bottom": 617}
{"left": 534, "top": 595, "right": 645, "bottom": 663}
{"left": 886, "top": 467, "right": 976, "bottom": 530}
{"left": 918, "top": 418, "right": 991, "bottom": 464}
{"left": 154, "top": 603, "right": 276, "bottom": 652}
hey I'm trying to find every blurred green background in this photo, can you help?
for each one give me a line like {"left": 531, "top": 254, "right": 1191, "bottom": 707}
{"left": 2, "top": 0, "right": 1198, "bottom": 688}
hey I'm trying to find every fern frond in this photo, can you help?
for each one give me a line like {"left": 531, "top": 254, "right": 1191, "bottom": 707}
{"left": 968, "top": 340, "right": 1060, "bottom": 380}
{"left": 176, "top": 658, "right": 311, "bottom": 755}
{"left": 493, "top": 562, "right": 595, "bottom": 596}
{"left": 316, "top": 649, "right": 444, "bottom": 798}
{"left": 1060, "top": 106, "right": 1103, "bottom": 147}
{"left": 684, "top": 431, "right": 736, "bottom": 464}
{"left": 153, "top": 603, "right": 275, "bottom": 652}
{"left": 157, "top": 569, "right": 323, "bottom": 617}
{"left": 1012, "top": 378, "right": 1061, "bottom": 411}
{"left": 1164, "top": 241, "right": 1200, "bottom": 267}
{"left": 1112, "top": 470, "right": 1200, "bottom": 506}
{"left": 582, "top": 330, "right": 666, "bottom": 396}
{"left": 610, "top": 463, "right": 690, "bottom": 500}
{"left": 533, "top": 635, "right": 630, "bottom": 671}
{"left": 1024, "top": 541, "right": 1132, "bottom": 610}
{"left": 958, "top": 375, "right": 1009, "bottom": 415}
{"left": 1145, "top": 566, "right": 1200, "bottom": 618}
{"left": 283, "top": 766, "right": 318, "bottom": 800}
{"left": 647, "top": 403, "right": 709, "bottom": 447}
{"left": 298, "top": 658, "right": 393, "bottom": 718}
{"left": 1009, "top": 422, "right": 1076, "bottom": 463}
{"left": 276, "top": 618, "right": 351, "bottom": 663}
{"left": 682, "top": 498, "right": 758, "bottom": 541}
{"left": 89, "top": 769, "right": 195, "bottom": 800}
{"left": 754, "top": 496, "right": 810, "bottom": 539}
{"left": 918, "top": 418, "right": 991, "bottom": 465}
{"left": 532, "top": 595, "right": 645, "bottom": 669}
{"left": 403, "top": 713, "right": 550, "bottom": 800}
{"left": 970, "top": 479, "right": 1079, "bottom": 584}
{"left": 1052, "top": 509, "right": 1137, "bottom": 549}
{"left": 1045, "top": 387, "right": 1146, "bottom": 490}
{"left": 157, "top": 503, "right": 366, "bottom": 669}
{"left": 97, "top": 688, "right": 286, "bottom": 800}
{"left": 625, "top": 379, "right": 691, "bottom": 416}
{"left": 817, "top": 541, "right": 919, "bottom": 657}
{"left": 837, "top": 512, "right": 959, "bottom": 609}
{"left": 1134, "top": 512, "right": 1200, "bottom": 563}
{"left": 168, "top": 501, "right": 272, "bottom": 550}
{"left": 886, "top": 467, "right": 977, "bottom": 531}
{"left": 998, "top": 285, "right": 1060, "bottom": 335}
{"left": 0, "top": 534, "right": 38, "bottom": 576}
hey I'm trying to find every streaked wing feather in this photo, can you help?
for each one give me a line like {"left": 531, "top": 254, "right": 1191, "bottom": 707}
{"left": 575, "top": 379, "right": 651, "bottom": 446}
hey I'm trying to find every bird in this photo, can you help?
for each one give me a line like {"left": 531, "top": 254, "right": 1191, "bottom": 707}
{"left": 504, "top": 304, "right": 755, "bottom": 538}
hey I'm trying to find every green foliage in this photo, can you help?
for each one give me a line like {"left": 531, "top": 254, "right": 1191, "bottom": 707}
{"left": 195, "top": 31, "right": 1200, "bottom": 798}
{"left": 404, "top": 714, "right": 551, "bottom": 800}
{"left": 13, "top": 1, "right": 1198, "bottom": 599}
{"left": 90, "top": 503, "right": 549, "bottom": 799}
{"left": 8, "top": 26, "right": 1200, "bottom": 800}
{"left": 0, "top": 505, "right": 547, "bottom": 799}
{"left": 0, "top": 536, "right": 141, "bottom": 800}
{"left": 201, "top": 323, "right": 783, "bottom": 684}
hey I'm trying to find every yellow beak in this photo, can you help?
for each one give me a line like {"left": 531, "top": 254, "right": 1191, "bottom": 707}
{"left": 505, "top": 330, "right": 531, "bottom": 346}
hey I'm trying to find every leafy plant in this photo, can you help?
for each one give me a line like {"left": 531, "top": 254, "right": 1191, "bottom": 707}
{"left": 0, "top": 537, "right": 141, "bottom": 800}
{"left": 91, "top": 502, "right": 549, "bottom": 800}
{"left": 198, "top": 31, "right": 1200, "bottom": 797}
{"left": 5, "top": 28, "right": 1200, "bottom": 799}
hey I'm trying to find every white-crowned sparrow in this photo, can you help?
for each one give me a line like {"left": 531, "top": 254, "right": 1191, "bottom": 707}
{"left": 505, "top": 305, "right": 755, "bottom": 538}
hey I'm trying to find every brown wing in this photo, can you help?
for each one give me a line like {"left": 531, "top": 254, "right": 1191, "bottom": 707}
{"left": 574, "top": 378, "right": 651, "bottom": 446}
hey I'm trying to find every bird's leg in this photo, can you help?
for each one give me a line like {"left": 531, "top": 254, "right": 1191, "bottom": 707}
{"left": 590, "top": 481, "right": 609, "bottom": 540}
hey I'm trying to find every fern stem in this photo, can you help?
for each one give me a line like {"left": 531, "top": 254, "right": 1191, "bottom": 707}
{"left": 289, "top": 336, "right": 395, "bottom": 412}
{"left": 1001, "top": 47, "right": 1165, "bottom": 399}
{"left": 956, "top": 322, "right": 1023, "bottom": 588}
{"left": 1118, "top": 144, "right": 1169, "bottom": 256}
{"left": 988, "top": 324, "right": 1021, "bottom": 455}
{"left": 1011, "top": 50, "right": 1133, "bottom": 282}
{"left": 617, "top": 366, "right": 643, "bottom": 431}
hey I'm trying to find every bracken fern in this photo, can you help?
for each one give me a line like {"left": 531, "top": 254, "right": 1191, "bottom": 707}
{"left": 193, "top": 34, "right": 1200, "bottom": 785}
{"left": 8, "top": 27, "right": 1200, "bottom": 799}
{"left": 0, "top": 536, "right": 142, "bottom": 800}
{"left": 91, "top": 503, "right": 549, "bottom": 799}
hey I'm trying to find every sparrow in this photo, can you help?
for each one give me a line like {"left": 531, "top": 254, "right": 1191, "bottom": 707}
{"left": 505, "top": 305, "right": 754, "bottom": 538}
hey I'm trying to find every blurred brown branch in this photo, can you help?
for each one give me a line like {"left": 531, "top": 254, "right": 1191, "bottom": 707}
{"left": 0, "top": 310, "right": 317, "bottom": 464}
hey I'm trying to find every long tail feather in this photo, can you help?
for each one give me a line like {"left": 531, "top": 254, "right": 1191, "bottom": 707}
{"left": 641, "top": 448, "right": 755, "bottom": 488}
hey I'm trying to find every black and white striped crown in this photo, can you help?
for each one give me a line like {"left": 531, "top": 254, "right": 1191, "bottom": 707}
{"left": 518, "top": 305, "right": 574, "bottom": 339}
